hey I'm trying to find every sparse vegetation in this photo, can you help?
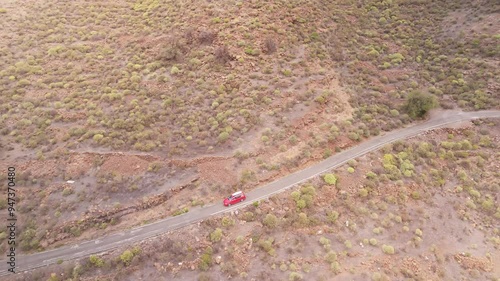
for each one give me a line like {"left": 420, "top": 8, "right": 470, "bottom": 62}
{"left": 3, "top": 0, "right": 500, "bottom": 280}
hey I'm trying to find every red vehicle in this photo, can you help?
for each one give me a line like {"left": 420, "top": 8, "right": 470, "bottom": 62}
{"left": 223, "top": 191, "right": 246, "bottom": 206}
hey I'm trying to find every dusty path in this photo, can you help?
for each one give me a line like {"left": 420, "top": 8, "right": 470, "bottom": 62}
{"left": 1, "top": 110, "right": 499, "bottom": 276}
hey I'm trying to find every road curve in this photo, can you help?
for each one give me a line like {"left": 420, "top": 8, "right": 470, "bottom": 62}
{"left": 1, "top": 110, "right": 499, "bottom": 276}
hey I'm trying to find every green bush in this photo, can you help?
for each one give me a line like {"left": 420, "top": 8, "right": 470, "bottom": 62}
{"left": 291, "top": 185, "right": 316, "bottom": 210}
{"left": 372, "top": 272, "right": 387, "bottom": 281}
{"left": 301, "top": 185, "right": 316, "bottom": 196}
{"left": 372, "top": 227, "right": 383, "bottom": 235}
{"left": 89, "top": 255, "right": 105, "bottom": 267}
{"left": 297, "top": 212, "right": 309, "bottom": 226}
{"left": 324, "top": 174, "right": 337, "bottom": 185}
{"left": 325, "top": 250, "right": 337, "bottom": 263}
{"left": 291, "top": 191, "right": 301, "bottom": 201}
{"left": 20, "top": 228, "right": 38, "bottom": 250}
{"left": 93, "top": 134, "right": 104, "bottom": 143}
{"left": 263, "top": 214, "right": 278, "bottom": 228}
{"left": 120, "top": 250, "right": 134, "bottom": 265}
{"left": 257, "top": 237, "right": 276, "bottom": 256}
{"left": 242, "top": 211, "right": 254, "bottom": 221}
{"left": 296, "top": 199, "right": 306, "bottom": 209}
{"left": 327, "top": 210, "right": 339, "bottom": 223}
{"left": 319, "top": 237, "right": 331, "bottom": 248}
{"left": 469, "top": 189, "right": 481, "bottom": 198}
{"left": 62, "top": 187, "right": 73, "bottom": 196}
{"left": 245, "top": 48, "right": 260, "bottom": 56}
{"left": 289, "top": 272, "right": 303, "bottom": 281}
{"left": 481, "top": 198, "right": 494, "bottom": 211}
{"left": 47, "top": 273, "right": 59, "bottom": 281}
{"left": 330, "top": 261, "right": 341, "bottom": 273}
{"left": 72, "top": 263, "right": 83, "bottom": 279}
{"left": 348, "top": 132, "right": 360, "bottom": 141}
{"left": 382, "top": 244, "right": 395, "bottom": 255}
{"left": 218, "top": 131, "right": 230, "bottom": 142}
{"left": 148, "top": 162, "right": 162, "bottom": 172}
{"left": 359, "top": 188, "right": 369, "bottom": 197}
{"left": 411, "top": 191, "right": 421, "bottom": 200}
{"left": 210, "top": 228, "right": 223, "bottom": 242}
{"left": 170, "top": 66, "right": 180, "bottom": 75}
{"left": 173, "top": 207, "right": 189, "bottom": 216}
{"left": 366, "top": 171, "right": 377, "bottom": 179}
{"left": 344, "top": 240, "right": 352, "bottom": 249}
{"left": 221, "top": 216, "right": 235, "bottom": 227}
{"left": 323, "top": 148, "right": 332, "bottom": 158}
{"left": 235, "top": 235, "right": 245, "bottom": 245}
{"left": 199, "top": 247, "right": 213, "bottom": 271}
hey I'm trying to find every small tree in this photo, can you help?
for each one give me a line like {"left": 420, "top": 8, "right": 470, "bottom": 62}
{"left": 403, "top": 91, "right": 437, "bottom": 119}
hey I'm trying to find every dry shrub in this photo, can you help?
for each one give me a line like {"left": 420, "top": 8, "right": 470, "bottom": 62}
{"left": 329, "top": 43, "right": 345, "bottom": 61}
{"left": 214, "top": 45, "right": 234, "bottom": 64}
{"left": 185, "top": 28, "right": 196, "bottom": 44}
{"left": 160, "top": 39, "right": 181, "bottom": 61}
{"left": 198, "top": 30, "right": 216, "bottom": 45}
{"left": 263, "top": 37, "right": 277, "bottom": 54}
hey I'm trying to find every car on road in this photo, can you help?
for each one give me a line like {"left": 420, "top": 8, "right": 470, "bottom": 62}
{"left": 223, "top": 191, "right": 246, "bottom": 206}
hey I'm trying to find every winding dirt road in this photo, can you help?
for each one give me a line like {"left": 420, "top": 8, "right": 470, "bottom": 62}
{"left": 1, "top": 110, "right": 499, "bottom": 276}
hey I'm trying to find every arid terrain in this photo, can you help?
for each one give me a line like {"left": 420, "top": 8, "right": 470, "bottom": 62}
{"left": 0, "top": 0, "right": 498, "bottom": 280}
{"left": 13, "top": 118, "right": 500, "bottom": 281}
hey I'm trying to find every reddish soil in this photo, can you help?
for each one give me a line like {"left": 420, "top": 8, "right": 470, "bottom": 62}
{"left": 198, "top": 158, "right": 238, "bottom": 186}
{"left": 98, "top": 154, "right": 158, "bottom": 176}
